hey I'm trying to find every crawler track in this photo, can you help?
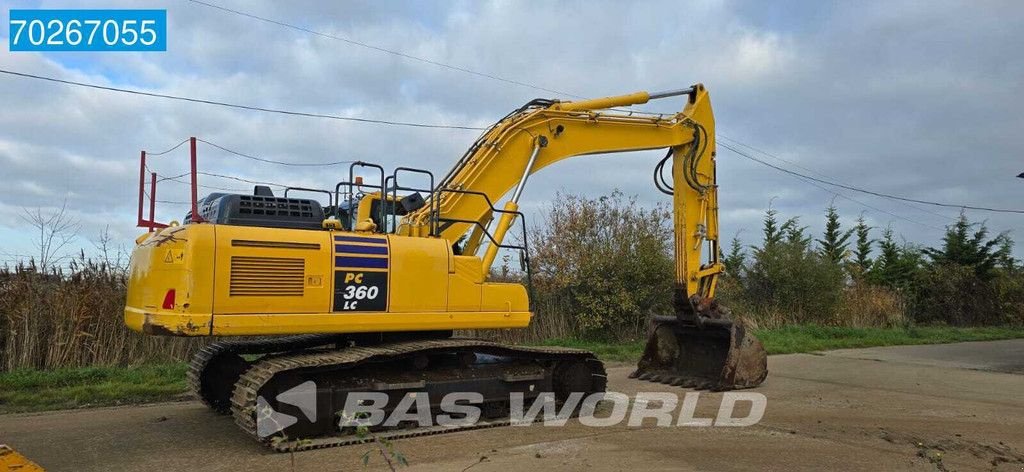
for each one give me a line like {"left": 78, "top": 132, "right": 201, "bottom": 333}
{"left": 227, "top": 339, "right": 606, "bottom": 451}
{"left": 187, "top": 335, "right": 341, "bottom": 412}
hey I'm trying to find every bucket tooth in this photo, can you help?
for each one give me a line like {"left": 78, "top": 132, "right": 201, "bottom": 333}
{"left": 678, "top": 378, "right": 700, "bottom": 388}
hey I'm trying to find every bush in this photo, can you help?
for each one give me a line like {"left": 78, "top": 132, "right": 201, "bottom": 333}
{"left": 527, "top": 191, "right": 674, "bottom": 340}
{"left": 912, "top": 264, "right": 1023, "bottom": 326}
{"left": 992, "top": 273, "right": 1024, "bottom": 325}
{"left": 910, "top": 213, "right": 1024, "bottom": 326}
{"left": 729, "top": 209, "right": 846, "bottom": 326}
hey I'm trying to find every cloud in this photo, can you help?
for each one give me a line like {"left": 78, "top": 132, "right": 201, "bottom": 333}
{"left": 1, "top": 0, "right": 1022, "bottom": 262}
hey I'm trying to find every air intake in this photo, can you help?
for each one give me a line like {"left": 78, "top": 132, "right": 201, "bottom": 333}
{"left": 229, "top": 256, "right": 305, "bottom": 297}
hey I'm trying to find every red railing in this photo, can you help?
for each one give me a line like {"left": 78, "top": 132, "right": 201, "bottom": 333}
{"left": 137, "top": 136, "right": 203, "bottom": 231}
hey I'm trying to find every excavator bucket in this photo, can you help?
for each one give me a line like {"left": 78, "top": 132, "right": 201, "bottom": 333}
{"left": 631, "top": 317, "right": 767, "bottom": 390}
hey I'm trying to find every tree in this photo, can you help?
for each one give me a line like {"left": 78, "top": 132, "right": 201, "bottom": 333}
{"left": 742, "top": 207, "right": 845, "bottom": 323}
{"left": 923, "top": 212, "right": 1007, "bottom": 280}
{"left": 851, "top": 214, "right": 874, "bottom": 277}
{"left": 817, "top": 205, "right": 853, "bottom": 264}
{"left": 869, "top": 227, "right": 921, "bottom": 289}
{"left": 994, "top": 236, "right": 1019, "bottom": 273}
{"left": 756, "top": 205, "right": 784, "bottom": 253}
{"left": 21, "top": 200, "right": 79, "bottom": 272}
{"left": 723, "top": 233, "right": 747, "bottom": 278}
{"left": 782, "top": 217, "right": 812, "bottom": 250}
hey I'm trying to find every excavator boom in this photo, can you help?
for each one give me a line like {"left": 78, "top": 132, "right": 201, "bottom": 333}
{"left": 401, "top": 84, "right": 768, "bottom": 390}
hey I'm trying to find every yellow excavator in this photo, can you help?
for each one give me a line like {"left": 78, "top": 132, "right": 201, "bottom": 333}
{"left": 125, "top": 84, "right": 766, "bottom": 449}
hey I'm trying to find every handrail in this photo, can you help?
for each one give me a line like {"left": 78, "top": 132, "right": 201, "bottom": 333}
{"left": 284, "top": 187, "right": 334, "bottom": 208}
{"left": 436, "top": 216, "right": 532, "bottom": 303}
{"left": 432, "top": 186, "right": 533, "bottom": 303}
{"left": 333, "top": 161, "right": 386, "bottom": 232}
{"left": 389, "top": 167, "right": 435, "bottom": 235}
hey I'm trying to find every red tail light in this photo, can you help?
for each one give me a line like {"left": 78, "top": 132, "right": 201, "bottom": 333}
{"left": 162, "top": 289, "right": 176, "bottom": 309}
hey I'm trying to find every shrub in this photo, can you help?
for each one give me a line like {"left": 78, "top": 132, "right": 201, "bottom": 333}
{"left": 527, "top": 191, "right": 674, "bottom": 340}
{"left": 736, "top": 210, "right": 846, "bottom": 325}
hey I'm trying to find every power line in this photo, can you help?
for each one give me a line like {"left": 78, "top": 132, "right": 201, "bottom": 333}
{"left": 197, "top": 138, "right": 355, "bottom": 167}
{"left": 186, "top": 1, "right": 675, "bottom": 117}
{"left": 718, "top": 134, "right": 954, "bottom": 221}
{"left": 155, "top": 171, "right": 190, "bottom": 183}
{"left": 186, "top": 0, "right": 1011, "bottom": 216}
{"left": 718, "top": 141, "right": 1024, "bottom": 215}
{"left": 6, "top": 66, "right": 1015, "bottom": 218}
{"left": 142, "top": 188, "right": 190, "bottom": 205}
{"left": 158, "top": 173, "right": 262, "bottom": 192}
{"left": 198, "top": 171, "right": 290, "bottom": 188}
{"left": 772, "top": 163, "right": 945, "bottom": 231}
{"left": 0, "top": 68, "right": 486, "bottom": 131}
{"left": 189, "top": 0, "right": 582, "bottom": 99}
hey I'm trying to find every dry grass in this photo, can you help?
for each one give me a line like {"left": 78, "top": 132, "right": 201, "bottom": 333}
{"left": 835, "top": 281, "right": 909, "bottom": 327}
{"left": 466, "top": 281, "right": 913, "bottom": 343}
{"left": 1, "top": 260, "right": 912, "bottom": 372}
{"left": 0, "top": 261, "right": 205, "bottom": 372}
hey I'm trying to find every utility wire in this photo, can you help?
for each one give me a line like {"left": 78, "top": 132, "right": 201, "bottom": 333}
{"left": 189, "top": 0, "right": 582, "bottom": 99}
{"left": 142, "top": 188, "right": 190, "bottom": 205}
{"left": 198, "top": 171, "right": 289, "bottom": 188}
{"left": 154, "top": 171, "right": 250, "bottom": 192}
{"left": 776, "top": 164, "right": 944, "bottom": 231}
{"left": 5, "top": 68, "right": 1015, "bottom": 217}
{"left": 187, "top": 1, "right": 678, "bottom": 116}
{"left": 0, "top": 68, "right": 486, "bottom": 130}
{"left": 156, "top": 171, "right": 190, "bottom": 183}
{"left": 718, "top": 134, "right": 954, "bottom": 221}
{"left": 142, "top": 136, "right": 354, "bottom": 167}
{"left": 197, "top": 138, "right": 355, "bottom": 167}
{"left": 718, "top": 141, "right": 1024, "bottom": 215}
{"left": 185, "top": 0, "right": 1010, "bottom": 217}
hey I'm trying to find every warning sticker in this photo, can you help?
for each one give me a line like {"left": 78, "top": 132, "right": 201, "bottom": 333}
{"left": 163, "top": 249, "right": 184, "bottom": 264}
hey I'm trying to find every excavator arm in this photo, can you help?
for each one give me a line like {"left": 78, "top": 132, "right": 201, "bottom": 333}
{"left": 401, "top": 84, "right": 720, "bottom": 305}
{"left": 401, "top": 83, "right": 766, "bottom": 390}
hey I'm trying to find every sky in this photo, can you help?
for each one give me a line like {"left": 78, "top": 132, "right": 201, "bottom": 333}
{"left": 1, "top": 0, "right": 1023, "bottom": 268}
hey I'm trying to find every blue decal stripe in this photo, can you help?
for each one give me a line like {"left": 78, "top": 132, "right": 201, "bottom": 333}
{"left": 334, "top": 235, "right": 388, "bottom": 245}
{"left": 335, "top": 256, "right": 389, "bottom": 269}
{"left": 336, "top": 244, "right": 388, "bottom": 255}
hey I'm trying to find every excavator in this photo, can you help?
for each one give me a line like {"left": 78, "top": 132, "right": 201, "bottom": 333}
{"left": 124, "top": 84, "right": 767, "bottom": 450}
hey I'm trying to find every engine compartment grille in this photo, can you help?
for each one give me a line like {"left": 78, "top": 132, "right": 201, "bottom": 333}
{"left": 229, "top": 256, "right": 305, "bottom": 296}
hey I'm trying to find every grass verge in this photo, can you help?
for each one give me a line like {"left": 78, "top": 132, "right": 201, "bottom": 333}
{"left": 756, "top": 325, "right": 1024, "bottom": 355}
{"left": 0, "top": 363, "right": 188, "bottom": 414}
{"left": 2, "top": 325, "right": 1023, "bottom": 413}
{"left": 539, "top": 325, "right": 1024, "bottom": 363}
